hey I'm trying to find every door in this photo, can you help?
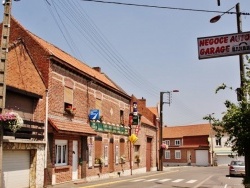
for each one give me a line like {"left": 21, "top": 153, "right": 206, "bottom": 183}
{"left": 146, "top": 137, "right": 152, "bottom": 171}
{"left": 3, "top": 150, "right": 30, "bottom": 188}
{"left": 196, "top": 150, "right": 209, "bottom": 166}
{"left": 187, "top": 150, "right": 191, "bottom": 164}
{"left": 109, "top": 139, "right": 114, "bottom": 172}
{"left": 72, "top": 140, "right": 78, "bottom": 180}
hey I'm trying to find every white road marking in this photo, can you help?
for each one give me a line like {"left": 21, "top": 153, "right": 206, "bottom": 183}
{"left": 130, "top": 179, "right": 145, "bottom": 182}
{"left": 186, "top": 180, "right": 197, "bottom": 183}
{"left": 145, "top": 179, "right": 158, "bottom": 182}
{"left": 158, "top": 179, "right": 171, "bottom": 182}
{"left": 172, "top": 179, "right": 184, "bottom": 183}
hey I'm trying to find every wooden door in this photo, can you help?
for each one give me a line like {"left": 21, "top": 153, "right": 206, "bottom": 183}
{"left": 146, "top": 137, "right": 152, "bottom": 172}
{"left": 109, "top": 139, "right": 114, "bottom": 172}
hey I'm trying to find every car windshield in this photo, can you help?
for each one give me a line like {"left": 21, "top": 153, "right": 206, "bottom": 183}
{"left": 231, "top": 161, "right": 245, "bottom": 166}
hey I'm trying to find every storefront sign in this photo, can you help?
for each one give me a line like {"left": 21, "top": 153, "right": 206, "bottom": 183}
{"left": 89, "top": 109, "right": 100, "bottom": 120}
{"left": 197, "top": 32, "right": 250, "bottom": 59}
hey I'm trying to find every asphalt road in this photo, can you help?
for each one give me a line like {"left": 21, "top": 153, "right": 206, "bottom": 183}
{"left": 49, "top": 166, "right": 245, "bottom": 188}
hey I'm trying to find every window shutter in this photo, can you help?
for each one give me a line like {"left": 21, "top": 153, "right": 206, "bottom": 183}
{"left": 64, "top": 87, "right": 73, "bottom": 104}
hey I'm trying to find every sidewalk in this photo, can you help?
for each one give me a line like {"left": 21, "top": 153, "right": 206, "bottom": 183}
{"left": 46, "top": 166, "right": 184, "bottom": 188}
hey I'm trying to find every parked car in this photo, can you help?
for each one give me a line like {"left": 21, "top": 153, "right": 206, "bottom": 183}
{"left": 228, "top": 160, "right": 245, "bottom": 177}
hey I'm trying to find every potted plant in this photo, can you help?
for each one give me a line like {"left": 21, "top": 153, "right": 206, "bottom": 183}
{"left": 65, "top": 105, "right": 76, "bottom": 115}
{"left": 0, "top": 111, "right": 23, "bottom": 133}
{"left": 135, "top": 155, "right": 140, "bottom": 163}
{"left": 120, "top": 155, "right": 126, "bottom": 163}
{"left": 161, "top": 143, "right": 168, "bottom": 149}
{"left": 95, "top": 157, "right": 104, "bottom": 166}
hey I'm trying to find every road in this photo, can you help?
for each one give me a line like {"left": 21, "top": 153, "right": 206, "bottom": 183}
{"left": 50, "top": 166, "right": 244, "bottom": 188}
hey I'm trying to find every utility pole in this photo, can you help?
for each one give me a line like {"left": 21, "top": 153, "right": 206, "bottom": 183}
{"left": 158, "top": 92, "right": 164, "bottom": 171}
{"left": 0, "top": 0, "right": 13, "bottom": 186}
{"left": 236, "top": 3, "right": 245, "bottom": 101}
{"left": 159, "top": 90, "right": 179, "bottom": 171}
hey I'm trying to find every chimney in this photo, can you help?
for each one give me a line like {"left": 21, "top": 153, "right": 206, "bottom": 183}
{"left": 93, "top": 67, "right": 101, "bottom": 72}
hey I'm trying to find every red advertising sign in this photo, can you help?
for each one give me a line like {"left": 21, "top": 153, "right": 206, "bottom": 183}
{"left": 197, "top": 32, "right": 250, "bottom": 59}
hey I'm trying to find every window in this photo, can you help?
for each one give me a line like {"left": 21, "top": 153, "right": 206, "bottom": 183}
{"left": 55, "top": 140, "right": 68, "bottom": 166}
{"left": 175, "top": 139, "right": 181, "bottom": 146}
{"left": 104, "top": 145, "right": 108, "bottom": 166}
{"left": 165, "top": 150, "right": 170, "bottom": 159}
{"left": 165, "top": 140, "right": 170, "bottom": 146}
{"left": 64, "top": 87, "right": 73, "bottom": 104}
{"left": 216, "top": 138, "right": 221, "bottom": 146}
{"left": 175, "top": 150, "right": 181, "bottom": 159}
{"left": 120, "top": 110, "right": 124, "bottom": 125}
{"left": 115, "top": 145, "right": 119, "bottom": 164}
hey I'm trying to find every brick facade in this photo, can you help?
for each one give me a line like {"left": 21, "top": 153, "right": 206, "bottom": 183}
{"left": 3, "top": 17, "right": 158, "bottom": 187}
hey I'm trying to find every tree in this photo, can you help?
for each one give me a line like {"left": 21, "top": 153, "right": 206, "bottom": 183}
{"left": 204, "top": 55, "right": 250, "bottom": 187}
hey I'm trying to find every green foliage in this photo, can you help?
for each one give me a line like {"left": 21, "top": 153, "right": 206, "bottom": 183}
{"left": 205, "top": 55, "right": 250, "bottom": 157}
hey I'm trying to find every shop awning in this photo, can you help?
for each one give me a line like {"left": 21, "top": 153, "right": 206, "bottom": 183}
{"left": 49, "top": 118, "right": 96, "bottom": 136}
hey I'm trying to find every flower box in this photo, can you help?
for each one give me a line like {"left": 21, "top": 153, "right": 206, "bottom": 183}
{"left": 0, "top": 112, "right": 23, "bottom": 133}
{"left": 65, "top": 106, "right": 76, "bottom": 116}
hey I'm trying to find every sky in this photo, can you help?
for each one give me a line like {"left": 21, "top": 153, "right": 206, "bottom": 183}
{"left": 1, "top": 0, "right": 250, "bottom": 126}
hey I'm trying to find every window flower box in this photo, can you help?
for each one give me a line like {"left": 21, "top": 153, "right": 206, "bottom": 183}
{"left": 65, "top": 106, "right": 76, "bottom": 116}
{"left": 0, "top": 111, "right": 23, "bottom": 133}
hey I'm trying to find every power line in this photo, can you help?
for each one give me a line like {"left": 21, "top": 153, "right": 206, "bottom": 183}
{"left": 45, "top": 0, "right": 161, "bottom": 97}
{"left": 81, "top": 0, "right": 250, "bottom": 16}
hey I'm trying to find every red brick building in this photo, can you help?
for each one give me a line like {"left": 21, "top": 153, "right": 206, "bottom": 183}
{"left": 130, "top": 96, "right": 158, "bottom": 173}
{"left": 1, "top": 19, "right": 47, "bottom": 187}
{"left": 162, "top": 124, "right": 211, "bottom": 166}
{"left": 3, "top": 17, "right": 158, "bottom": 187}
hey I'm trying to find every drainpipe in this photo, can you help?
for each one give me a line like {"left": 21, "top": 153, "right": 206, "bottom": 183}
{"left": 44, "top": 89, "right": 49, "bottom": 168}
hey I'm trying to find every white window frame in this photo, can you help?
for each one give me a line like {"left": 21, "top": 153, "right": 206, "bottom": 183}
{"left": 104, "top": 145, "right": 108, "bottom": 166}
{"left": 165, "top": 150, "right": 170, "bottom": 159}
{"left": 165, "top": 140, "right": 170, "bottom": 146}
{"left": 175, "top": 150, "right": 181, "bottom": 159}
{"left": 175, "top": 139, "right": 181, "bottom": 146}
{"left": 55, "top": 139, "right": 68, "bottom": 166}
{"left": 88, "top": 144, "right": 93, "bottom": 167}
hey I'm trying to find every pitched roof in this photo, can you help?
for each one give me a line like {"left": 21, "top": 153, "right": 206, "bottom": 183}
{"left": 148, "top": 107, "right": 158, "bottom": 117}
{"left": 7, "top": 41, "right": 46, "bottom": 97}
{"left": 141, "top": 116, "right": 154, "bottom": 126}
{"left": 8, "top": 17, "right": 130, "bottom": 98}
{"left": 163, "top": 123, "right": 211, "bottom": 138}
{"left": 49, "top": 118, "right": 96, "bottom": 136}
{"left": 29, "top": 32, "right": 128, "bottom": 93}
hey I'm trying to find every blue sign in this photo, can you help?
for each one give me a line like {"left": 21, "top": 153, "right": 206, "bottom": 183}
{"left": 89, "top": 109, "right": 100, "bottom": 120}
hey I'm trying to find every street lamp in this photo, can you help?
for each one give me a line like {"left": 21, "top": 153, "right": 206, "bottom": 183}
{"left": 159, "top": 90, "right": 179, "bottom": 171}
{"left": 210, "top": 3, "right": 245, "bottom": 101}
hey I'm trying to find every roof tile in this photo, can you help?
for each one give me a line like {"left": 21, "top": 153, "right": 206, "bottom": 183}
{"left": 49, "top": 118, "right": 96, "bottom": 135}
{"left": 163, "top": 124, "right": 211, "bottom": 138}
